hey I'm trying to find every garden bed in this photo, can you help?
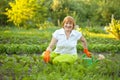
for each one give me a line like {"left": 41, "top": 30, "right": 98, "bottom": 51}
{"left": 0, "top": 26, "right": 120, "bottom": 79}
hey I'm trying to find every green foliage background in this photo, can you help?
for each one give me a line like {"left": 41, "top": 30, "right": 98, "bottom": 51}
{"left": 0, "top": 0, "right": 120, "bottom": 27}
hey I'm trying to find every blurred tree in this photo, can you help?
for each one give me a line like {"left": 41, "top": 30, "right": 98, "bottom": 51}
{"left": 4, "top": 0, "right": 49, "bottom": 28}
{"left": 50, "top": 0, "right": 83, "bottom": 26}
{"left": 0, "top": 0, "right": 14, "bottom": 26}
{"left": 1, "top": 0, "right": 120, "bottom": 27}
{"left": 50, "top": 0, "right": 67, "bottom": 26}
{"left": 95, "top": 0, "right": 120, "bottom": 25}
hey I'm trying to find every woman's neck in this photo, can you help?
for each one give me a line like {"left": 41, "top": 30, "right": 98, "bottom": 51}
{"left": 65, "top": 30, "right": 71, "bottom": 39}
{"left": 64, "top": 29, "right": 72, "bottom": 33}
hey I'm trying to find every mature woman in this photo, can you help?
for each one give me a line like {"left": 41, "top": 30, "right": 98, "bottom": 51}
{"left": 42, "top": 16, "right": 91, "bottom": 64}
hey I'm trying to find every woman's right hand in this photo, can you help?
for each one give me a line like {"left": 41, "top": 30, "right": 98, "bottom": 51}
{"left": 43, "top": 50, "right": 50, "bottom": 63}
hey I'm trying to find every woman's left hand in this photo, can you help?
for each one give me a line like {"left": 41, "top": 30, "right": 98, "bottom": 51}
{"left": 83, "top": 48, "right": 92, "bottom": 58}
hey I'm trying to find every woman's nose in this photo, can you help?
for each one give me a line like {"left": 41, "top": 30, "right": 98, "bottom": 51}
{"left": 66, "top": 23, "right": 71, "bottom": 26}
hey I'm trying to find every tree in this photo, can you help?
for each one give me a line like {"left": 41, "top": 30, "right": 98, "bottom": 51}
{"left": 4, "top": 0, "right": 49, "bottom": 28}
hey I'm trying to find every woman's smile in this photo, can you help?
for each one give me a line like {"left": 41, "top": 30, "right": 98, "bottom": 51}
{"left": 64, "top": 22, "right": 73, "bottom": 31}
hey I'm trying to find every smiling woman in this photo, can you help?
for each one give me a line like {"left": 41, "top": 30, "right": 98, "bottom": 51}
{"left": 41, "top": 16, "right": 92, "bottom": 64}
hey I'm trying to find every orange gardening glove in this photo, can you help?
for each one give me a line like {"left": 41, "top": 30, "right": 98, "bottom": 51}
{"left": 83, "top": 48, "right": 91, "bottom": 58}
{"left": 43, "top": 50, "right": 50, "bottom": 63}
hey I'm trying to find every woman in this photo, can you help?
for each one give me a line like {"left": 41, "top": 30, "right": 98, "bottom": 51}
{"left": 42, "top": 16, "right": 91, "bottom": 64}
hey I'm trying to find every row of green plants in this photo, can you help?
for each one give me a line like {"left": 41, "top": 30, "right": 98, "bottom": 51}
{"left": 0, "top": 43, "right": 119, "bottom": 55}
{"left": 0, "top": 27, "right": 120, "bottom": 54}
{"left": 0, "top": 53, "right": 120, "bottom": 80}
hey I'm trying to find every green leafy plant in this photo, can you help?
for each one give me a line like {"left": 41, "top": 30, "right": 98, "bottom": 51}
{"left": 105, "top": 16, "right": 120, "bottom": 40}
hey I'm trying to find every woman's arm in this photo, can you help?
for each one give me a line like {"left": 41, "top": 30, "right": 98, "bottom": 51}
{"left": 80, "top": 36, "right": 91, "bottom": 57}
{"left": 46, "top": 37, "right": 58, "bottom": 52}
{"left": 80, "top": 36, "right": 88, "bottom": 49}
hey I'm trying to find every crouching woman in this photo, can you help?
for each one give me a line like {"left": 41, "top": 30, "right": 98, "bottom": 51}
{"left": 41, "top": 16, "right": 91, "bottom": 64}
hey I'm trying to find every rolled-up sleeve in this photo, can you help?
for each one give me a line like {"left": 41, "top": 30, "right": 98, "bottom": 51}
{"left": 76, "top": 32, "right": 82, "bottom": 40}
{"left": 52, "top": 30, "right": 58, "bottom": 40}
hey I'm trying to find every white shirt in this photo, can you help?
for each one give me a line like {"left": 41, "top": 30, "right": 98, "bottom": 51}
{"left": 53, "top": 28, "right": 82, "bottom": 55}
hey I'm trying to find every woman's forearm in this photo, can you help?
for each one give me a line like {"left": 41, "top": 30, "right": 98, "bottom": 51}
{"left": 46, "top": 37, "right": 57, "bottom": 52}
{"left": 80, "top": 36, "right": 88, "bottom": 49}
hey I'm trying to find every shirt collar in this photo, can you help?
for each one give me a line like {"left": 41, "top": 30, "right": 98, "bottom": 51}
{"left": 59, "top": 28, "right": 76, "bottom": 36}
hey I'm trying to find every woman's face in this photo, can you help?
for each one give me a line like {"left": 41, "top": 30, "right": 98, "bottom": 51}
{"left": 63, "top": 21, "right": 74, "bottom": 32}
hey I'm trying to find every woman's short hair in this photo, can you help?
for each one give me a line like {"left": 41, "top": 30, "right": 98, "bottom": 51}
{"left": 62, "top": 16, "right": 76, "bottom": 29}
